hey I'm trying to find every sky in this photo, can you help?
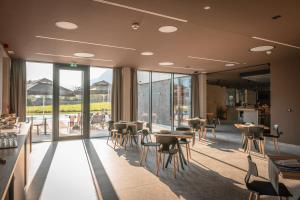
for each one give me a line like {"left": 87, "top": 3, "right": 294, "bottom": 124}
{"left": 26, "top": 62, "right": 109, "bottom": 90}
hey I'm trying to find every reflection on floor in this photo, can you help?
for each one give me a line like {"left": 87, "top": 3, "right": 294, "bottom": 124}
{"left": 26, "top": 125, "right": 300, "bottom": 200}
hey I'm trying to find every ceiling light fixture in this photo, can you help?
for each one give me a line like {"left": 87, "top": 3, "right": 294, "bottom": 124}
{"left": 250, "top": 45, "right": 274, "bottom": 52}
{"left": 159, "top": 62, "right": 174, "bottom": 66}
{"left": 7, "top": 50, "right": 15, "bottom": 54}
{"left": 131, "top": 22, "right": 140, "bottom": 30}
{"left": 203, "top": 6, "right": 211, "bottom": 10}
{"left": 74, "top": 52, "right": 95, "bottom": 58}
{"left": 141, "top": 52, "right": 154, "bottom": 56}
{"left": 35, "top": 53, "right": 112, "bottom": 61}
{"left": 158, "top": 26, "right": 178, "bottom": 33}
{"left": 55, "top": 21, "right": 78, "bottom": 30}
{"left": 93, "top": 0, "right": 188, "bottom": 23}
{"left": 35, "top": 35, "right": 136, "bottom": 51}
{"left": 266, "top": 50, "right": 272, "bottom": 55}
{"left": 188, "top": 56, "right": 240, "bottom": 64}
{"left": 225, "top": 63, "right": 235, "bottom": 67}
{"left": 252, "top": 36, "right": 300, "bottom": 50}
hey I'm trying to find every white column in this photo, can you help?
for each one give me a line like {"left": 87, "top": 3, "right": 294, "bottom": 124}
{"left": 122, "top": 67, "right": 131, "bottom": 121}
{"left": 199, "top": 73, "right": 207, "bottom": 118}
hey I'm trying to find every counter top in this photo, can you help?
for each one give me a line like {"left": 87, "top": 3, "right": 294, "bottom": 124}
{"left": 0, "top": 123, "right": 31, "bottom": 200}
{"left": 236, "top": 108, "right": 258, "bottom": 112}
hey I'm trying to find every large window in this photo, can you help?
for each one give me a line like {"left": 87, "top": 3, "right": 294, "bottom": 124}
{"left": 173, "top": 74, "right": 192, "bottom": 128}
{"left": 137, "top": 71, "right": 192, "bottom": 131}
{"left": 26, "top": 62, "right": 53, "bottom": 142}
{"left": 137, "top": 71, "right": 150, "bottom": 127}
{"left": 89, "top": 67, "right": 112, "bottom": 138}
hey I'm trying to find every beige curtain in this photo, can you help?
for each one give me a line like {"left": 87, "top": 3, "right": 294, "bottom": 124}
{"left": 10, "top": 58, "right": 26, "bottom": 121}
{"left": 191, "top": 74, "right": 200, "bottom": 118}
{"left": 130, "top": 68, "right": 137, "bottom": 121}
{"left": 111, "top": 67, "right": 123, "bottom": 122}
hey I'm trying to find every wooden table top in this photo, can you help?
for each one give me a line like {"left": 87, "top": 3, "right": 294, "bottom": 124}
{"left": 154, "top": 131, "right": 193, "bottom": 139}
{"left": 186, "top": 118, "right": 206, "bottom": 122}
{"left": 268, "top": 155, "right": 300, "bottom": 180}
{"left": 234, "top": 123, "right": 270, "bottom": 130}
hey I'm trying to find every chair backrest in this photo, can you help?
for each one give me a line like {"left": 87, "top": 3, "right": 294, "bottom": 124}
{"left": 107, "top": 120, "right": 114, "bottom": 131}
{"left": 176, "top": 126, "right": 191, "bottom": 131}
{"left": 249, "top": 126, "right": 264, "bottom": 138}
{"left": 188, "top": 119, "right": 200, "bottom": 130}
{"left": 156, "top": 136, "right": 177, "bottom": 152}
{"left": 136, "top": 121, "right": 144, "bottom": 131}
{"left": 245, "top": 155, "right": 259, "bottom": 184}
{"left": 140, "top": 129, "right": 150, "bottom": 145}
{"left": 273, "top": 124, "right": 283, "bottom": 137}
{"left": 114, "top": 123, "right": 127, "bottom": 132}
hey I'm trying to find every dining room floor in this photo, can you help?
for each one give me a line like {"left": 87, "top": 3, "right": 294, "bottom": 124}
{"left": 26, "top": 124, "right": 300, "bottom": 200}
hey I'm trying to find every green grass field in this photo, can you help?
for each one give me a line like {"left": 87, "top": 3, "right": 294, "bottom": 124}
{"left": 26, "top": 102, "right": 111, "bottom": 115}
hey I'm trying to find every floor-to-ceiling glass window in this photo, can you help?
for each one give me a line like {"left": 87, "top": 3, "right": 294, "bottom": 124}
{"left": 151, "top": 72, "right": 172, "bottom": 131}
{"left": 26, "top": 61, "right": 53, "bottom": 142}
{"left": 173, "top": 74, "right": 192, "bottom": 128}
{"left": 137, "top": 71, "right": 150, "bottom": 128}
{"left": 89, "top": 67, "right": 112, "bottom": 138}
{"left": 137, "top": 71, "right": 192, "bottom": 131}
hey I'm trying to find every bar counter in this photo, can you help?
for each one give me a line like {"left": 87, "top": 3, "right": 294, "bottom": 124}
{"left": 0, "top": 123, "right": 31, "bottom": 200}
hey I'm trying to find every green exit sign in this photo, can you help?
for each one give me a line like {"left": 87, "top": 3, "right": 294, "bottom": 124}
{"left": 70, "top": 63, "right": 77, "bottom": 67}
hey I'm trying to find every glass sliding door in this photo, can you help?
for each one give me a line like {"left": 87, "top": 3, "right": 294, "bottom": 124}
{"left": 151, "top": 72, "right": 172, "bottom": 131}
{"left": 53, "top": 64, "right": 90, "bottom": 140}
{"left": 26, "top": 61, "right": 53, "bottom": 142}
{"left": 89, "top": 67, "right": 112, "bottom": 138}
{"left": 173, "top": 74, "right": 192, "bottom": 128}
{"left": 137, "top": 71, "right": 150, "bottom": 129}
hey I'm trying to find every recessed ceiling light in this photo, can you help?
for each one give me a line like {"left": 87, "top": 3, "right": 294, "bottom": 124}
{"left": 74, "top": 52, "right": 95, "bottom": 58}
{"left": 203, "top": 6, "right": 211, "bottom": 10}
{"left": 159, "top": 62, "right": 174, "bottom": 66}
{"left": 141, "top": 52, "right": 154, "bottom": 56}
{"left": 266, "top": 50, "right": 272, "bottom": 55}
{"left": 225, "top": 63, "right": 235, "bottom": 67}
{"left": 55, "top": 21, "right": 78, "bottom": 30}
{"left": 158, "top": 26, "right": 178, "bottom": 33}
{"left": 250, "top": 46, "right": 274, "bottom": 52}
{"left": 7, "top": 50, "right": 15, "bottom": 54}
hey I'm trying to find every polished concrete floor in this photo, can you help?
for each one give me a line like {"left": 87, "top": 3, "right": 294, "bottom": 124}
{"left": 26, "top": 125, "right": 300, "bottom": 200}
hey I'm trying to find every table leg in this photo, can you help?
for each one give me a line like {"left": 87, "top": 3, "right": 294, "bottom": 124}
{"left": 177, "top": 140, "right": 186, "bottom": 170}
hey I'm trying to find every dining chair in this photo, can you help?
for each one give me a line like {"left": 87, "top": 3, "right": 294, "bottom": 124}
{"left": 139, "top": 129, "right": 161, "bottom": 175}
{"left": 125, "top": 125, "right": 138, "bottom": 148}
{"left": 263, "top": 124, "right": 282, "bottom": 154}
{"left": 245, "top": 155, "right": 292, "bottom": 200}
{"left": 203, "top": 118, "right": 217, "bottom": 139}
{"left": 113, "top": 122, "right": 127, "bottom": 149}
{"left": 106, "top": 120, "right": 115, "bottom": 143}
{"left": 247, "top": 127, "right": 265, "bottom": 156}
{"left": 188, "top": 119, "right": 201, "bottom": 145}
{"left": 156, "top": 135, "right": 180, "bottom": 178}
{"left": 175, "top": 126, "right": 192, "bottom": 163}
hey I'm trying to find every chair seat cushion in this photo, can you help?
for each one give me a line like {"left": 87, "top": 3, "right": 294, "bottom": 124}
{"left": 205, "top": 125, "right": 215, "bottom": 129}
{"left": 263, "top": 134, "right": 279, "bottom": 138}
{"left": 247, "top": 181, "right": 292, "bottom": 197}
{"left": 179, "top": 140, "right": 190, "bottom": 144}
{"left": 143, "top": 142, "right": 160, "bottom": 147}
